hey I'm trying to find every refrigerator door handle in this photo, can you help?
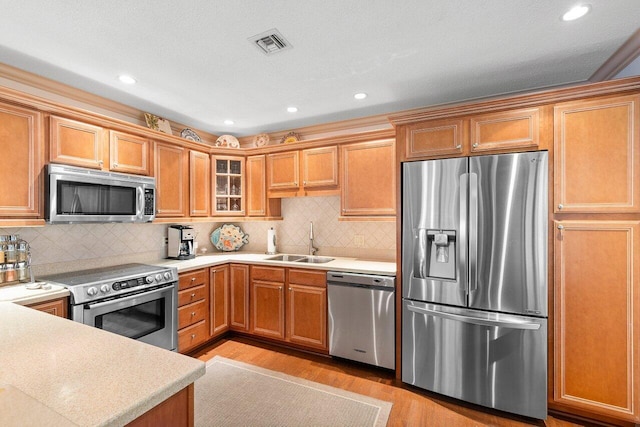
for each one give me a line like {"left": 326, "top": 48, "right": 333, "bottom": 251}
{"left": 468, "top": 172, "right": 478, "bottom": 293}
{"left": 413, "top": 228, "right": 427, "bottom": 279}
{"left": 459, "top": 173, "right": 468, "bottom": 292}
{"left": 407, "top": 304, "right": 541, "bottom": 330}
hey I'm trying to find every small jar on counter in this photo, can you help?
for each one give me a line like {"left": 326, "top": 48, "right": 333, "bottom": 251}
{"left": 0, "top": 264, "right": 5, "bottom": 284}
{"left": 5, "top": 243, "right": 17, "bottom": 263}
{"left": 4, "top": 263, "right": 16, "bottom": 283}
{"left": 16, "top": 241, "right": 29, "bottom": 262}
{"left": 16, "top": 261, "right": 29, "bottom": 282}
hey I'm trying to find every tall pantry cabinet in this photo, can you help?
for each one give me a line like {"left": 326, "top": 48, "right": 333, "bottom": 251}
{"left": 552, "top": 94, "right": 640, "bottom": 423}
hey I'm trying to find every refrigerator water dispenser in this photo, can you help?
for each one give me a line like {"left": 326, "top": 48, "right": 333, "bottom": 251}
{"left": 414, "top": 229, "right": 456, "bottom": 280}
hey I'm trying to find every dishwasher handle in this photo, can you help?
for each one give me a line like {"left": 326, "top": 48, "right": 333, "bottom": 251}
{"left": 327, "top": 271, "right": 395, "bottom": 289}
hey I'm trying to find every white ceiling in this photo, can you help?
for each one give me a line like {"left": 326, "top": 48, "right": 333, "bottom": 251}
{"left": 0, "top": 1, "right": 638, "bottom": 137}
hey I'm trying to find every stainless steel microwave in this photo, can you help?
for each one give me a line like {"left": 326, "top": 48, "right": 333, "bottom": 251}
{"left": 46, "top": 164, "right": 156, "bottom": 223}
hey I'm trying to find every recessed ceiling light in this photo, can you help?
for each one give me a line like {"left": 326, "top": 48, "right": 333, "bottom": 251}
{"left": 118, "top": 75, "right": 136, "bottom": 84}
{"left": 224, "top": 119, "right": 235, "bottom": 125}
{"left": 562, "top": 4, "right": 590, "bottom": 21}
{"left": 287, "top": 107, "right": 298, "bottom": 113}
{"left": 354, "top": 92, "right": 368, "bottom": 100}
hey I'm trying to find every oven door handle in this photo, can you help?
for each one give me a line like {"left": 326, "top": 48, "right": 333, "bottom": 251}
{"left": 84, "top": 284, "right": 173, "bottom": 310}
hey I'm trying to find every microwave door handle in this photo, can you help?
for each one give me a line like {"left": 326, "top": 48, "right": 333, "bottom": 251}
{"left": 136, "top": 187, "right": 144, "bottom": 218}
{"left": 407, "top": 305, "right": 541, "bottom": 330}
{"left": 468, "top": 172, "right": 478, "bottom": 293}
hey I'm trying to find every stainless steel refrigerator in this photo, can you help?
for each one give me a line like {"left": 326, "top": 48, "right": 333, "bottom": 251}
{"left": 402, "top": 151, "right": 548, "bottom": 419}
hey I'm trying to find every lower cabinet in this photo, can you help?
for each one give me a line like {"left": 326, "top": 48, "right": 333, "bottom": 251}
{"left": 177, "top": 269, "right": 209, "bottom": 353}
{"left": 209, "top": 265, "right": 229, "bottom": 338}
{"left": 553, "top": 221, "right": 640, "bottom": 423}
{"left": 249, "top": 265, "right": 328, "bottom": 351}
{"left": 26, "top": 297, "right": 68, "bottom": 318}
{"left": 229, "top": 264, "right": 249, "bottom": 332}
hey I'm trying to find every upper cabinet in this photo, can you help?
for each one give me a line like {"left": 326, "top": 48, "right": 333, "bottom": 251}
{"left": 341, "top": 139, "right": 395, "bottom": 217}
{"left": 246, "top": 155, "right": 281, "bottom": 217}
{"left": 554, "top": 94, "right": 640, "bottom": 214}
{"left": 189, "top": 150, "right": 210, "bottom": 217}
{"left": 267, "top": 146, "right": 339, "bottom": 197}
{"left": 50, "top": 116, "right": 151, "bottom": 175}
{"left": 50, "top": 116, "right": 105, "bottom": 169}
{"left": 0, "top": 102, "right": 44, "bottom": 218}
{"left": 109, "top": 130, "right": 150, "bottom": 175}
{"left": 401, "top": 107, "right": 545, "bottom": 161}
{"left": 212, "top": 156, "right": 245, "bottom": 216}
{"left": 155, "top": 142, "right": 188, "bottom": 218}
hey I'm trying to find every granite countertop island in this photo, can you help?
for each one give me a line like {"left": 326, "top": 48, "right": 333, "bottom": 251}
{"left": 0, "top": 302, "right": 205, "bottom": 427}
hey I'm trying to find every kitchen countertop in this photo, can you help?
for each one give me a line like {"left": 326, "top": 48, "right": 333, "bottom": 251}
{"left": 0, "top": 282, "right": 69, "bottom": 306}
{"left": 0, "top": 302, "right": 205, "bottom": 427}
{"left": 154, "top": 252, "right": 397, "bottom": 276}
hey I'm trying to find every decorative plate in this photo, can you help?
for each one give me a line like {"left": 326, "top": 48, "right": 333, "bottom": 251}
{"left": 254, "top": 133, "right": 270, "bottom": 147}
{"left": 180, "top": 128, "right": 201, "bottom": 142}
{"left": 210, "top": 224, "right": 249, "bottom": 252}
{"left": 144, "top": 113, "right": 172, "bottom": 134}
{"left": 280, "top": 131, "right": 300, "bottom": 144}
{"left": 215, "top": 134, "right": 240, "bottom": 148}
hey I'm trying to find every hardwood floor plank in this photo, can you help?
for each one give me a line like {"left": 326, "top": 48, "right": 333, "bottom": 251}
{"left": 192, "top": 337, "right": 587, "bottom": 427}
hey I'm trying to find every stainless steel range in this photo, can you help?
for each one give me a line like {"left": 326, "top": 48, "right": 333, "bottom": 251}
{"left": 41, "top": 263, "right": 178, "bottom": 351}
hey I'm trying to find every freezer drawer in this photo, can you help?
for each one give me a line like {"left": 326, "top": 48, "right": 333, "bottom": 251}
{"left": 402, "top": 300, "right": 547, "bottom": 419}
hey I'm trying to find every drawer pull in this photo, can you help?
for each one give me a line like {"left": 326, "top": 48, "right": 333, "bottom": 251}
{"left": 191, "top": 293, "right": 196, "bottom": 298}
{"left": 191, "top": 334, "right": 196, "bottom": 339}
{"left": 191, "top": 311, "right": 196, "bottom": 316}
{"left": 191, "top": 277, "right": 196, "bottom": 282}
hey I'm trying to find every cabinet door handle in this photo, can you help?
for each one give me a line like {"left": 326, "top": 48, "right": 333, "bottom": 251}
{"left": 303, "top": 181, "right": 306, "bottom": 186}
{"left": 558, "top": 204, "right": 564, "bottom": 210}
{"left": 472, "top": 143, "right": 479, "bottom": 148}
{"left": 288, "top": 287, "right": 292, "bottom": 291}
{"left": 456, "top": 144, "right": 461, "bottom": 149}
{"left": 557, "top": 225, "right": 564, "bottom": 230}
{"left": 113, "top": 162, "right": 118, "bottom": 167}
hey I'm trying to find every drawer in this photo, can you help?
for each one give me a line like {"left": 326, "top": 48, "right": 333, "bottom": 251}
{"left": 179, "top": 269, "right": 208, "bottom": 290}
{"left": 251, "top": 265, "right": 285, "bottom": 282}
{"left": 178, "top": 299, "right": 207, "bottom": 329}
{"left": 178, "top": 284, "right": 207, "bottom": 307}
{"left": 289, "top": 269, "right": 326, "bottom": 287}
{"left": 178, "top": 320, "right": 208, "bottom": 353}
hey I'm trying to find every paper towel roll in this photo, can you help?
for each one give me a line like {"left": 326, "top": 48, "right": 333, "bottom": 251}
{"left": 267, "top": 228, "right": 277, "bottom": 254}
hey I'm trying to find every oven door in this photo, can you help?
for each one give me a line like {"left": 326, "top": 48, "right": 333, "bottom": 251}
{"left": 79, "top": 284, "right": 177, "bottom": 351}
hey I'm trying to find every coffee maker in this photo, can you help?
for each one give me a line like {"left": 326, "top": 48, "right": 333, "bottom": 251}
{"left": 167, "top": 225, "right": 196, "bottom": 260}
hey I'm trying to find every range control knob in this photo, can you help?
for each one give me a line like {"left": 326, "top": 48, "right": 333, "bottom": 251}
{"left": 100, "top": 284, "right": 110, "bottom": 293}
{"left": 155, "top": 273, "right": 163, "bottom": 282}
{"left": 164, "top": 272, "right": 172, "bottom": 280}
{"left": 145, "top": 276, "right": 154, "bottom": 284}
{"left": 87, "top": 287, "right": 98, "bottom": 296}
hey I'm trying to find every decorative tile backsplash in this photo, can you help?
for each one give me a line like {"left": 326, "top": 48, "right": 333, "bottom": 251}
{"left": 0, "top": 196, "right": 396, "bottom": 276}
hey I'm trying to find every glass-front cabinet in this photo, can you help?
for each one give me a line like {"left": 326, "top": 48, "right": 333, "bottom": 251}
{"left": 212, "top": 156, "right": 245, "bottom": 215}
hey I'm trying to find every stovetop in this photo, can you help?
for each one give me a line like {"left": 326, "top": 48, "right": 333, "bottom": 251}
{"left": 40, "top": 263, "right": 177, "bottom": 304}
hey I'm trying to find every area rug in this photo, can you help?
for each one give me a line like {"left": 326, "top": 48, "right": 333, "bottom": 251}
{"left": 195, "top": 356, "right": 392, "bottom": 427}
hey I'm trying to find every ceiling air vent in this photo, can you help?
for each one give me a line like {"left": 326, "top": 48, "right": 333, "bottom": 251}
{"left": 249, "top": 29, "right": 292, "bottom": 55}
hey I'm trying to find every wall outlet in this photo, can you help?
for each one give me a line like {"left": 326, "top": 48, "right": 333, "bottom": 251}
{"left": 354, "top": 234, "right": 365, "bottom": 247}
{"left": 164, "top": 237, "right": 168, "bottom": 245}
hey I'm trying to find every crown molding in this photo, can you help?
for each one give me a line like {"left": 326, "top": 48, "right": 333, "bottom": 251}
{"left": 590, "top": 28, "right": 640, "bottom": 81}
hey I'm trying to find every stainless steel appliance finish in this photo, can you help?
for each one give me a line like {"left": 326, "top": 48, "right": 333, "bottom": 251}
{"left": 41, "top": 263, "right": 178, "bottom": 351}
{"left": 402, "top": 151, "right": 548, "bottom": 419}
{"left": 46, "top": 164, "right": 156, "bottom": 223}
{"left": 327, "top": 271, "right": 395, "bottom": 370}
{"left": 167, "top": 225, "right": 196, "bottom": 260}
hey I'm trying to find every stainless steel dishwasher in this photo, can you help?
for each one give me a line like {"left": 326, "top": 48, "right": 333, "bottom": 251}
{"left": 327, "top": 271, "right": 395, "bottom": 369}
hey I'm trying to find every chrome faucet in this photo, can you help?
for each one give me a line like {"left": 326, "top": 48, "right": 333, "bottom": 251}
{"left": 308, "top": 221, "right": 318, "bottom": 256}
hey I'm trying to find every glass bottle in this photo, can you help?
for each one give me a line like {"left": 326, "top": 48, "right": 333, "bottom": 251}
{"left": 4, "top": 263, "right": 16, "bottom": 283}
{"left": 5, "top": 243, "right": 17, "bottom": 263}
{"left": 17, "top": 241, "right": 29, "bottom": 262}
{"left": 16, "top": 261, "right": 29, "bottom": 282}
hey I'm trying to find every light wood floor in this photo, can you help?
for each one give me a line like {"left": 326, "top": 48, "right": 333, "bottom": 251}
{"left": 192, "top": 337, "right": 593, "bottom": 427}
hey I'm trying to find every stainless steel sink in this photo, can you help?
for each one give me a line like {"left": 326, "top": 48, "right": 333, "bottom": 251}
{"left": 265, "top": 254, "right": 307, "bottom": 262}
{"left": 265, "top": 254, "right": 335, "bottom": 264}
{"left": 294, "top": 256, "right": 335, "bottom": 264}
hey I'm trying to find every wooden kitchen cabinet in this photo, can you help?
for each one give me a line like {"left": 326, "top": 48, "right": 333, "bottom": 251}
{"left": 209, "top": 265, "right": 229, "bottom": 338}
{"left": 109, "top": 130, "right": 150, "bottom": 175}
{"left": 553, "top": 220, "right": 640, "bottom": 423}
{"left": 246, "top": 155, "right": 281, "bottom": 217}
{"left": 155, "top": 142, "right": 188, "bottom": 218}
{"left": 286, "top": 269, "right": 327, "bottom": 351}
{"left": 250, "top": 266, "right": 285, "bottom": 340}
{"left": 26, "top": 297, "right": 68, "bottom": 318}
{"left": 554, "top": 94, "right": 640, "bottom": 214}
{"left": 0, "top": 102, "right": 44, "bottom": 218}
{"left": 229, "top": 264, "right": 249, "bottom": 332}
{"left": 50, "top": 115, "right": 105, "bottom": 169}
{"left": 267, "top": 146, "right": 339, "bottom": 197}
{"left": 189, "top": 150, "right": 210, "bottom": 217}
{"left": 212, "top": 155, "right": 244, "bottom": 215}
{"left": 177, "top": 269, "right": 209, "bottom": 353}
{"left": 402, "top": 107, "right": 542, "bottom": 160}
{"left": 341, "top": 139, "right": 396, "bottom": 217}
